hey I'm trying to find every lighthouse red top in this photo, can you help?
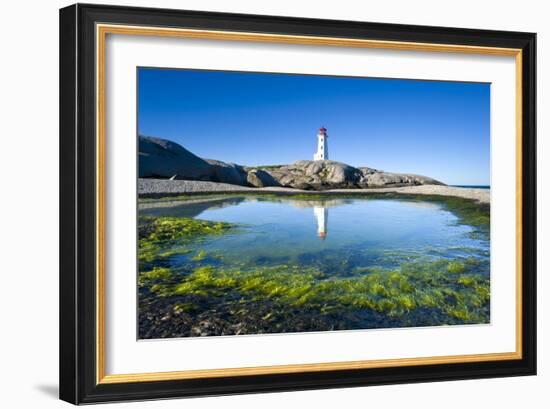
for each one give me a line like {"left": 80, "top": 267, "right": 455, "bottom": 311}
{"left": 319, "top": 126, "right": 327, "bottom": 135}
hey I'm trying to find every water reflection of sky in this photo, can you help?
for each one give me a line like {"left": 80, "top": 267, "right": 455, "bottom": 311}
{"left": 140, "top": 196, "right": 489, "bottom": 272}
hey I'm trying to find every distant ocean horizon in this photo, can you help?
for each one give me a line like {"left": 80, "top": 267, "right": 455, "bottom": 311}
{"left": 451, "top": 185, "right": 490, "bottom": 189}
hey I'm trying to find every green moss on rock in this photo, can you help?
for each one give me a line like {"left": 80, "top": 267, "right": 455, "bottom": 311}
{"left": 142, "top": 258, "right": 489, "bottom": 324}
{"left": 138, "top": 216, "right": 234, "bottom": 263}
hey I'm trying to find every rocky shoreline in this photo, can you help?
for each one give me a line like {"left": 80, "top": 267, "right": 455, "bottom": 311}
{"left": 139, "top": 135, "right": 444, "bottom": 190}
{"left": 139, "top": 178, "right": 490, "bottom": 204}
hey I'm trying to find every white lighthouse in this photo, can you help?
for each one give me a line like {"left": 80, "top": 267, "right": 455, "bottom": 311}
{"left": 313, "top": 126, "right": 328, "bottom": 161}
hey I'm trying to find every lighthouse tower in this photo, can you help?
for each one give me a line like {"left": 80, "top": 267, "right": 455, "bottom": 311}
{"left": 313, "top": 126, "right": 328, "bottom": 161}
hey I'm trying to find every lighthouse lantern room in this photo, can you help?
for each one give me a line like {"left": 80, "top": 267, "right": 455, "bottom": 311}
{"left": 313, "top": 126, "right": 329, "bottom": 161}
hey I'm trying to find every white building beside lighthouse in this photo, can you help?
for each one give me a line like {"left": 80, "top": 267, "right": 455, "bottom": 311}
{"left": 313, "top": 126, "right": 328, "bottom": 161}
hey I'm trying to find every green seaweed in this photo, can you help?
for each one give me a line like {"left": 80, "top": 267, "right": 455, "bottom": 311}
{"left": 172, "top": 302, "right": 197, "bottom": 314}
{"left": 447, "top": 261, "right": 466, "bottom": 274}
{"left": 192, "top": 250, "right": 208, "bottom": 261}
{"left": 138, "top": 216, "right": 234, "bottom": 263}
{"left": 157, "top": 248, "right": 192, "bottom": 258}
{"left": 138, "top": 266, "right": 174, "bottom": 288}
{"left": 141, "top": 258, "right": 490, "bottom": 324}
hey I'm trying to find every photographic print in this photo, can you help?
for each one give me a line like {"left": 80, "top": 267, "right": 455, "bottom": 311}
{"left": 137, "top": 68, "right": 491, "bottom": 340}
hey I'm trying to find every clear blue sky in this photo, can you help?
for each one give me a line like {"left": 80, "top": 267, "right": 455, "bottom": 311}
{"left": 138, "top": 68, "right": 490, "bottom": 185}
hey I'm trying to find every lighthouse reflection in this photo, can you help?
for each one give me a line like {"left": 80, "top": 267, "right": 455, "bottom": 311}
{"left": 140, "top": 196, "right": 350, "bottom": 240}
{"left": 286, "top": 198, "right": 349, "bottom": 240}
{"left": 313, "top": 206, "right": 328, "bottom": 239}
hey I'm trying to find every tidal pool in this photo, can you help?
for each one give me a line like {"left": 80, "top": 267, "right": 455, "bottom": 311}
{"left": 138, "top": 194, "right": 490, "bottom": 339}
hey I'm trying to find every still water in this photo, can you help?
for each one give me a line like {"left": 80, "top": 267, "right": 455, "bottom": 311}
{"left": 141, "top": 196, "right": 489, "bottom": 272}
{"left": 138, "top": 195, "right": 490, "bottom": 338}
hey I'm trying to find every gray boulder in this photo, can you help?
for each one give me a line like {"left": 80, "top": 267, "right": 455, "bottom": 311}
{"left": 262, "top": 160, "right": 363, "bottom": 190}
{"left": 362, "top": 172, "right": 443, "bottom": 188}
{"left": 140, "top": 136, "right": 247, "bottom": 185}
{"left": 205, "top": 159, "right": 248, "bottom": 186}
{"left": 139, "top": 135, "right": 213, "bottom": 180}
{"left": 357, "top": 166, "right": 380, "bottom": 175}
{"left": 246, "top": 169, "right": 281, "bottom": 187}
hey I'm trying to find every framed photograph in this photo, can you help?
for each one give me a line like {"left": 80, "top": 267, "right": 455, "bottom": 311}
{"left": 59, "top": 3, "right": 536, "bottom": 404}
